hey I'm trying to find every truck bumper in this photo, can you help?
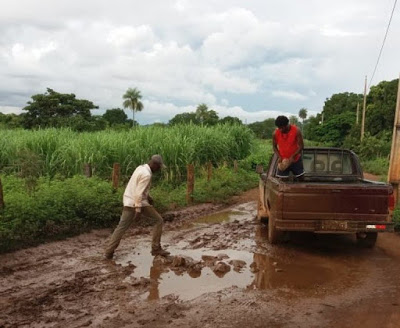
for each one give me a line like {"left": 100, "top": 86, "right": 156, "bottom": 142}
{"left": 275, "top": 219, "right": 395, "bottom": 233}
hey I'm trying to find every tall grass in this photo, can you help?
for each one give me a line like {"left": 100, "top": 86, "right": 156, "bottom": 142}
{"left": 0, "top": 124, "right": 254, "bottom": 181}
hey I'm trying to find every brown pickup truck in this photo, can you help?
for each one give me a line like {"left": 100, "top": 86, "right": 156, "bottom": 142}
{"left": 257, "top": 147, "right": 395, "bottom": 247}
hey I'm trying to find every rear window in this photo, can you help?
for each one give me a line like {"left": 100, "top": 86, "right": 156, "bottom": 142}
{"left": 302, "top": 150, "right": 354, "bottom": 175}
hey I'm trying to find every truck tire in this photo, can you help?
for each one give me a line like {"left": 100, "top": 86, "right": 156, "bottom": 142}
{"left": 356, "top": 232, "right": 377, "bottom": 248}
{"left": 257, "top": 198, "right": 268, "bottom": 224}
{"left": 268, "top": 215, "right": 282, "bottom": 244}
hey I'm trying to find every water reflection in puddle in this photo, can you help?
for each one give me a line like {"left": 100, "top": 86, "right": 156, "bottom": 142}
{"left": 118, "top": 245, "right": 255, "bottom": 301}
{"left": 118, "top": 245, "right": 335, "bottom": 301}
{"left": 192, "top": 210, "right": 245, "bottom": 224}
{"left": 116, "top": 203, "right": 336, "bottom": 301}
{"left": 191, "top": 202, "right": 256, "bottom": 225}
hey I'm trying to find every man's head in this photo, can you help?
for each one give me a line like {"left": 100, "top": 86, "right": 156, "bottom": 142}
{"left": 275, "top": 115, "right": 290, "bottom": 134}
{"left": 148, "top": 154, "right": 167, "bottom": 172}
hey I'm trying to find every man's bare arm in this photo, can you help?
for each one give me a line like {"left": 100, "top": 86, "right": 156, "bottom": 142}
{"left": 289, "top": 129, "right": 304, "bottom": 161}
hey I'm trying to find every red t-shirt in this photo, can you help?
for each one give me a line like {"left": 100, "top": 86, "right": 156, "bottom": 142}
{"left": 275, "top": 125, "right": 301, "bottom": 162}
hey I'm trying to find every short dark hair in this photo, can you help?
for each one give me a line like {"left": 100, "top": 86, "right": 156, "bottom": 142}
{"left": 275, "top": 115, "right": 289, "bottom": 128}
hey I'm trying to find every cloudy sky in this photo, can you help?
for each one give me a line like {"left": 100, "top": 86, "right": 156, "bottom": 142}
{"left": 0, "top": 0, "right": 399, "bottom": 124}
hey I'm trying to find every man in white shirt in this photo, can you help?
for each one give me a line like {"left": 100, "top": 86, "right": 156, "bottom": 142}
{"left": 105, "top": 154, "right": 170, "bottom": 259}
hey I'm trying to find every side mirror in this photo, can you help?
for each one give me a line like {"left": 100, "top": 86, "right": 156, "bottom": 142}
{"left": 255, "top": 164, "right": 264, "bottom": 174}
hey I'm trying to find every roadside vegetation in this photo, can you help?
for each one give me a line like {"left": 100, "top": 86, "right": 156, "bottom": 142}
{"left": 1, "top": 77, "right": 399, "bottom": 251}
{"left": 0, "top": 126, "right": 272, "bottom": 253}
{"left": 0, "top": 124, "right": 253, "bottom": 180}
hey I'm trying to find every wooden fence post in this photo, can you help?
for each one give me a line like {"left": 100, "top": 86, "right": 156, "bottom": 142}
{"left": 186, "top": 164, "right": 195, "bottom": 204}
{"left": 0, "top": 176, "right": 4, "bottom": 210}
{"left": 207, "top": 162, "right": 212, "bottom": 181}
{"left": 112, "top": 163, "right": 120, "bottom": 189}
{"left": 84, "top": 163, "right": 92, "bottom": 178}
{"left": 234, "top": 160, "right": 238, "bottom": 173}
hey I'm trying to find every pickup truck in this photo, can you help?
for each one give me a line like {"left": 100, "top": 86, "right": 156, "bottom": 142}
{"left": 257, "top": 147, "right": 395, "bottom": 247}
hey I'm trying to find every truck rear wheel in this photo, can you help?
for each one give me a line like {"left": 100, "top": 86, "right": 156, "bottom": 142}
{"left": 268, "top": 215, "right": 283, "bottom": 244}
{"left": 257, "top": 198, "right": 268, "bottom": 224}
{"left": 356, "top": 232, "right": 377, "bottom": 248}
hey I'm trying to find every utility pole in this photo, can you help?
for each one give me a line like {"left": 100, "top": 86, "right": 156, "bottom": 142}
{"left": 321, "top": 112, "right": 324, "bottom": 125}
{"left": 356, "top": 102, "right": 360, "bottom": 125}
{"left": 361, "top": 76, "right": 367, "bottom": 141}
{"left": 388, "top": 75, "right": 400, "bottom": 205}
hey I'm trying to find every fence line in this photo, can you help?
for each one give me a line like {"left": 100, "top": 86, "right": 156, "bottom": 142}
{"left": 186, "top": 164, "right": 195, "bottom": 204}
{"left": 112, "top": 163, "right": 120, "bottom": 190}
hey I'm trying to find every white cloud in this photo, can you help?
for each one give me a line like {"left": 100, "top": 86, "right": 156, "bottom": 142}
{"left": 271, "top": 90, "right": 308, "bottom": 101}
{"left": 0, "top": 106, "right": 23, "bottom": 114}
{"left": 107, "top": 25, "right": 156, "bottom": 50}
{"left": 320, "top": 25, "right": 365, "bottom": 37}
{"left": 0, "top": 0, "right": 398, "bottom": 124}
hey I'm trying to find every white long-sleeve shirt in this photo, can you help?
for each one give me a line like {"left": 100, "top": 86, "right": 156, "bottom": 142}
{"left": 123, "top": 164, "right": 152, "bottom": 212}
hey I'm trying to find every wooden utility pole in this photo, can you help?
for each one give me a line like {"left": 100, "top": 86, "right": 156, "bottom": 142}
{"left": 361, "top": 76, "right": 367, "bottom": 141}
{"left": 321, "top": 113, "right": 324, "bottom": 125}
{"left": 356, "top": 102, "right": 360, "bottom": 125}
{"left": 388, "top": 75, "right": 400, "bottom": 205}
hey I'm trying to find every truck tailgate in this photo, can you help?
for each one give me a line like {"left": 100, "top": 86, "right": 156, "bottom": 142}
{"left": 282, "top": 183, "right": 390, "bottom": 222}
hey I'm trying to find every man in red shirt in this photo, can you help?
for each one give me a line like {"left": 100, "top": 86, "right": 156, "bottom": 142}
{"left": 272, "top": 115, "right": 305, "bottom": 180}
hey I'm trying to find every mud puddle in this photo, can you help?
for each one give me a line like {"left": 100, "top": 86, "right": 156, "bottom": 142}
{"left": 117, "top": 245, "right": 255, "bottom": 301}
{"left": 191, "top": 202, "right": 255, "bottom": 225}
{"left": 115, "top": 202, "right": 341, "bottom": 301}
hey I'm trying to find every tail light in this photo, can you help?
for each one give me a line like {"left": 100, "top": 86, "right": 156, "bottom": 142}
{"left": 389, "top": 193, "right": 395, "bottom": 211}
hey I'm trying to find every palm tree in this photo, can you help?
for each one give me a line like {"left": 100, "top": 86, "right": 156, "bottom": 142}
{"left": 298, "top": 108, "right": 308, "bottom": 124}
{"left": 298, "top": 108, "right": 308, "bottom": 131}
{"left": 123, "top": 88, "right": 143, "bottom": 127}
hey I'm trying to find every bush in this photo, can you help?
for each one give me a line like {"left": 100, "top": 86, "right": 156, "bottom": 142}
{"left": 0, "top": 175, "right": 123, "bottom": 252}
{"left": 240, "top": 139, "right": 273, "bottom": 171}
{"left": 0, "top": 156, "right": 261, "bottom": 252}
{"left": 360, "top": 157, "right": 389, "bottom": 177}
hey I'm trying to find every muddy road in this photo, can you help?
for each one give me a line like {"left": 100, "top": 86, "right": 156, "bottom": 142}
{"left": 1, "top": 188, "right": 400, "bottom": 328}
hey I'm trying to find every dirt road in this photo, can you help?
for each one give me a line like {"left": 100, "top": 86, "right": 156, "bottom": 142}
{"left": 1, "top": 188, "right": 400, "bottom": 328}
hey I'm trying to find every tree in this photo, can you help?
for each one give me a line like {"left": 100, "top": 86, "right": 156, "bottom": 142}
{"left": 219, "top": 116, "right": 243, "bottom": 125}
{"left": 168, "top": 104, "right": 224, "bottom": 126}
{"left": 22, "top": 88, "right": 98, "bottom": 129}
{"left": 247, "top": 118, "right": 276, "bottom": 139}
{"left": 123, "top": 87, "right": 143, "bottom": 127}
{"left": 0, "top": 113, "right": 24, "bottom": 129}
{"left": 169, "top": 112, "right": 199, "bottom": 125}
{"left": 195, "top": 104, "right": 219, "bottom": 126}
{"left": 365, "top": 78, "right": 398, "bottom": 136}
{"left": 303, "top": 114, "right": 322, "bottom": 140}
{"left": 102, "top": 108, "right": 128, "bottom": 126}
{"left": 322, "top": 92, "right": 363, "bottom": 121}
{"left": 298, "top": 108, "right": 308, "bottom": 124}
{"left": 311, "top": 111, "right": 355, "bottom": 146}
{"left": 289, "top": 115, "right": 299, "bottom": 125}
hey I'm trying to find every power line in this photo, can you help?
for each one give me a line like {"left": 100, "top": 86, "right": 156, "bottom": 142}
{"left": 369, "top": 0, "right": 398, "bottom": 88}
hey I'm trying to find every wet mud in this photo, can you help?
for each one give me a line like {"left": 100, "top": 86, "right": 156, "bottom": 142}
{"left": 1, "top": 190, "right": 400, "bottom": 327}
